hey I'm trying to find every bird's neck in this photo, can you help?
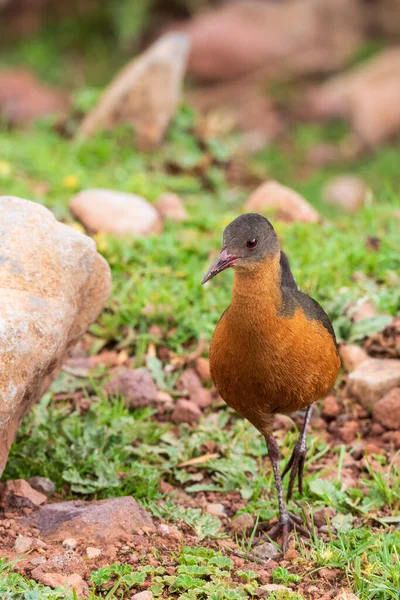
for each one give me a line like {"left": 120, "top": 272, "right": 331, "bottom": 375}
{"left": 231, "top": 254, "right": 282, "bottom": 316}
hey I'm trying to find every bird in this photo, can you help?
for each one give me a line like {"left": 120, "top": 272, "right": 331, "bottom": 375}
{"left": 202, "top": 213, "right": 340, "bottom": 552}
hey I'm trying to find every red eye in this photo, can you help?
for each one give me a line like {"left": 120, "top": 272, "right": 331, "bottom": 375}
{"left": 246, "top": 239, "right": 258, "bottom": 249}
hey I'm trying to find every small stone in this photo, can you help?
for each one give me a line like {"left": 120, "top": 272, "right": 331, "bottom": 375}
{"left": 263, "top": 584, "right": 291, "bottom": 592}
{"left": 230, "top": 513, "right": 255, "bottom": 533}
{"left": 336, "top": 592, "right": 361, "bottom": 600}
{"left": 0, "top": 480, "right": 47, "bottom": 509}
{"left": 86, "top": 546, "right": 102, "bottom": 559}
{"left": 321, "top": 396, "right": 341, "bottom": 419}
{"left": 172, "top": 399, "right": 202, "bottom": 424}
{"left": 338, "top": 420, "right": 359, "bottom": 443}
{"left": 206, "top": 503, "right": 226, "bottom": 518}
{"left": 62, "top": 538, "right": 77, "bottom": 550}
{"left": 157, "top": 524, "right": 183, "bottom": 540}
{"left": 79, "top": 34, "right": 189, "bottom": 150}
{"left": 177, "top": 369, "right": 212, "bottom": 408}
{"left": 339, "top": 344, "right": 369, "bottom": 372}
{"left": 284, "top": 548, "right": 299, "bottom": 561}
{"left": 382, "top": 431, "right": 400, "bottom": 449}
{"left": 131, "top": 592, "right": 153, "bottom": 600}
{"left": 155, "top": 193, "right": 187, "bottom": 222}
{"left": 347, "top": 358, "right": 400, "bottom": 409}
{"left": 252, "top": 542, "right": 280, "bottom": 560}
{"left": 30, "top": 556, "right": 46, "bottom": 566}
{"left": 323, "top": 175, "right": 370, "bottom": 213}
{"left": 318, "top": 567, "right": 340, "bottom": 581}
{"left": 31, "top": 570, "right": 82, "bottom": 591}
{"left": 245, "top": 180, "right": 320, "bottom": 224}
{"left": 196, "top": 357, "right": 211, "bottom": 382}
{"left": 319, "top": 525, "right": 337, "bottom": 534}
{"left": 373, "top": 388, "right": 400, "bottom": 430}
{"left": 70, "top": 189, "right": 163, "bottom": 237}
{"left": 106, "top": 368, "right": 159, "bottom": 408}
{"left": 14, "top": 535, "right": 33, "bottom": 554}
{"left": 369, "top": 422, "right": 385, "bottom": 436}
{"left": 27, "top": 477, "right": 55, "bottom": 497}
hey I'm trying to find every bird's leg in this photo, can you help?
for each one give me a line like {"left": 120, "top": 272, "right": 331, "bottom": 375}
{"left": 282, "top": 404, "right": 313, "bottom": 501}
{"left": 255, "top": 435, "right": 309, "bottom": 553}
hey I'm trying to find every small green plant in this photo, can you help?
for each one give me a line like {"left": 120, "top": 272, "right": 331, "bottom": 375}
{"left": 272, "top": 567, "right": 301, "bottom": 585}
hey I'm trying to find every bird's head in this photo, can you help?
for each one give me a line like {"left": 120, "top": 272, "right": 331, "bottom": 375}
{"left": 202, "top": 213, "right": 280, "bottom": 284}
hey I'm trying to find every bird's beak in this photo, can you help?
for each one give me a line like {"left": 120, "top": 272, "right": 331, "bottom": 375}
{"left": 201, "top": 248, "right": 237, "bottom": 284}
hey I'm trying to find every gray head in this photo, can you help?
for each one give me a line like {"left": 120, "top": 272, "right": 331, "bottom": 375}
{"left": 202, "top": 213, "right": 280, "bottom": 284}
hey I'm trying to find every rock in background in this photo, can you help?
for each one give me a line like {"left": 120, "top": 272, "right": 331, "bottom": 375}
{"left": 307, "top": 48, "right": 400, "bottom": 147}
{"left": 0, "top": 196, "right": 111, "bottom": 475}
{"left": 78, "top": 33, "right": 190, "bottom": 150}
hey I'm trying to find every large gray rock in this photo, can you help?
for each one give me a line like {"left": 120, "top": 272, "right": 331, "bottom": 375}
{"left": 29, "top": 496, "right": 154, "bottom": 543}
{"left": 79, "top": 33, "right": 190, "bottom": 150}
{"left": 0, "top": 196, "right": 111, "bottom": 474}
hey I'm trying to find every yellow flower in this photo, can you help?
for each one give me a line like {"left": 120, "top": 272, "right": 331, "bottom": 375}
{"left": 63, "top": 174, "right": 79, "bottom": 190}
{"left": 70, "top": 222, "right": 85, "bottom": 233}
{"left": 0, "top": 160, "right": 12, "bottom": 179}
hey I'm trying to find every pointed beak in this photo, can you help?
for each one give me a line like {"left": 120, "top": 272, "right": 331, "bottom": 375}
{"left": 201, "top": 248, "right": 237, "bottom": 284}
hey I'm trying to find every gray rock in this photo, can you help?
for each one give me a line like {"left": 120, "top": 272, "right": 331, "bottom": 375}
{"left": 0, "top": 196, "right": 111, "bottom": 475}
{"left": 27, "top": 476, "right": 56, "bottom": 497}
{"left": 28, "top": 496, "right": 154, "bottom": 543}
{"left": 79, "top": 34, "right": 190, "bottom": 150}
{"left": 252, "top": 542, "right": 280, "bottom": 561}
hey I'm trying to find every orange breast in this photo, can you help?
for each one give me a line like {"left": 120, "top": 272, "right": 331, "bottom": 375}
{"left": 210, "top": 304, "right": 340, "bottom": 436}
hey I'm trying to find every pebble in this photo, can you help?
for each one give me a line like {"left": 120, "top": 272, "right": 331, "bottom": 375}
{"left": 319, "top": 525, "right": 337, "bottom": 534}
{"left": 373, "top": 388, "right": 400, "bottom": 430}
{"left": 27, "top": 476, "right": 56, "bottom": 497}
{"left": 263, "top": 584, "right": 291, "bottom": 592}
{"left": 62, "top": 538, "right": 77, "bottom": 551}
{"left": 131, "top": 592, "right": 153, "bottom": 600}
{"left": 321, "top": 395, "right": 341, "bottom": 419}
{"left": 347, "top": 358, "right": 400, "bottom": 409}
{"left": 206, "top": 503, "right": 226, "bottom": 518}
{"left": 252, "top": 542, "right": 280, "bottom": 560}
{"left": 172, "top": 398, "right": 202, "bottom": 424}
{"left": 230, "top": 513, "right": 255, "bottom": 533}
{"left": 14, "top": 535, "right": 32, "bottom": 554}
{"left": 30, "top": 556, "right": 46, "bottom": 566}
{"left": 86, "top": 547, "right": 102, "bottom": 559}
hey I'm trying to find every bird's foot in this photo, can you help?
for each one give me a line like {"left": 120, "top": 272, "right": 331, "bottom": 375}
{"left": 282, "top": 441, "right": 307, "bottom": 501}
{"left": 253, "top": 511, "right": 310, "bottom": 554}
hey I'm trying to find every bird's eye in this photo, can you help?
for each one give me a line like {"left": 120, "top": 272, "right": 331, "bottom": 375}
{"left": 246, "top": 238, "right": 258, "bottom": 249}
